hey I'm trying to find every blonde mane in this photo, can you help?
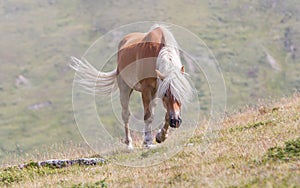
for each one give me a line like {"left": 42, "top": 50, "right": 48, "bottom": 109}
{"left": 153, "top": 25, "right": 193, "bottom": 105}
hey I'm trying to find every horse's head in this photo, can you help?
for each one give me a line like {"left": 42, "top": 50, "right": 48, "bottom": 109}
{"left": 162, "top": 88, "right": 182, "bottom": 128}
{"left": 156, "top": 67, "right": 186, "bottom": 128}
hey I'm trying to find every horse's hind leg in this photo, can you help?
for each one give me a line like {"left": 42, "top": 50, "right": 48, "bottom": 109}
{"left": 118, "top": 76, "right": 133, "bottom": 149}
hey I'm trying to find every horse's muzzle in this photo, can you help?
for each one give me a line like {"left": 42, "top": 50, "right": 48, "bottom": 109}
{"left": 170, "top": 117, "right": 182, "bottom": 128}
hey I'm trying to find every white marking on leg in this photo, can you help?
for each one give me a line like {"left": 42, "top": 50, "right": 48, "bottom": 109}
{"left": 144, "top": 121, "right": 153, "bottom": 146}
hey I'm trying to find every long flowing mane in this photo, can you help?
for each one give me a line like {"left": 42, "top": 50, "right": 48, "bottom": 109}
{"left": 151, "top": 25, "right": 194, "bottom": 105}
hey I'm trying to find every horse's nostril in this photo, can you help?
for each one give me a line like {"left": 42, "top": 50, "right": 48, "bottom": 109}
{"left": 170, "top": 118, "right": 181, "bottom": 128}
{"left": 170, "top": 119, "right": 176, "bottom": 128}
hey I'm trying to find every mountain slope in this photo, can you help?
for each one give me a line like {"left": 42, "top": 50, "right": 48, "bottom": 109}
{"left": 0, "top": 94, "right": 299, "bottom": 187}
{"left": 0, "top": 0, "right": 299, "bottom": 166}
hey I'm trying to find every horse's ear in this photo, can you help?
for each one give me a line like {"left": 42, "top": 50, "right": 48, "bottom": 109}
{"left": 181, "top": 66, "right": 185, "bottom": 73}
{"left": 155, "top": 70, "right": 166, "bottom": 80}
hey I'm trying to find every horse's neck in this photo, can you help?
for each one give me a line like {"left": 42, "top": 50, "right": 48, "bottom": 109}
{"left": 156, "top": 46, "right": 182, "bottom": 73}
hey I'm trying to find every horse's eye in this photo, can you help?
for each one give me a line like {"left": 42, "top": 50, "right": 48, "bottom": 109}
{"left": 164, "top": 93, "right": 168, "bottom": 97}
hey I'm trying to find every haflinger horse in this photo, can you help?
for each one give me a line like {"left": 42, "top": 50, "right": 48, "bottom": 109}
{"left": 71, "top": 24, "right": 193, "bottom": 149}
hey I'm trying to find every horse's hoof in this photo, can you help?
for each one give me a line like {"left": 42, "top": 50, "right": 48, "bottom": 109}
{"left": 156, "top": 136, "right": 162, "bottom": 143}
{"left": 127, "top": 144, "right": 134, "bottom": 150}
{"left": 156, "top": 135, "right": 166, "bottom": 143}
{"left": 145, "top": 144, "right": 156, "bottom": 149}
{"left": 156, "top": 132, "right": 163, "bottom": 143}
{"left": 156, "top": 131, "right": 167, "bottom": 143}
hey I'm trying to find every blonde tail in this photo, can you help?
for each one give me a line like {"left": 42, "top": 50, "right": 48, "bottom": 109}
{"left": 70, "top": 57, "right": 117, "bottom": 95}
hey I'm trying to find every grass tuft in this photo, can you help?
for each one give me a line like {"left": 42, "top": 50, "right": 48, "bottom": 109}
{"left": 71, "top": 178, "right": 108, "bottom": 188}
{"left": 263, "top": 137, "right": 300, "bottom": 162}
{"left": 230, "top": 120, "right": 273, "bottom": 132}
{"left": 0, "top": 167, "right": 24, "bottom": 185}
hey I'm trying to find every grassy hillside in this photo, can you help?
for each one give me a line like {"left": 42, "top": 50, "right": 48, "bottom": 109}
{"left": 0, "top": 94, "right": 299, "bottom": 187}
{"left": 0, "top": 0, "right": 299, "bottom": 167}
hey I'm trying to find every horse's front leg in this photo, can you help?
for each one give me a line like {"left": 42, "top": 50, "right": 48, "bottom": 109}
{"left": 142, "top": 88, "right": 156, "bottom": 148}
{"left": 156, "top": 114, "right": 170, "bottom": 143}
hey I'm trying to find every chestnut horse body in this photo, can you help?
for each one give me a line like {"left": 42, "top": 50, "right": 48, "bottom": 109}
{"left": 71, "top": 25, "right": 193, "bottom": 149}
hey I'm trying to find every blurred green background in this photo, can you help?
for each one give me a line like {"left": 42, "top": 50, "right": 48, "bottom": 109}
{"left": 0, "top": 0, "right": 299, "bottom": 162}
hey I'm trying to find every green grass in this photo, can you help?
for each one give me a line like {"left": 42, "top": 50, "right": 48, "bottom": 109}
{"left": 229, "top": 120, "right": 273, "bottom": 132}
{"left": 71, "top": 179, "right": 108, "bottom": 188}
{"left": 263, "top": 137, "right": 300, "bottom": 162}
{"left": 0, "top": 164, "right": 60, "bottom": 186}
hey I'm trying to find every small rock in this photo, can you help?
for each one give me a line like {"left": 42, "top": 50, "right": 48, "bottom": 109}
{"left": 35, "top": 158, "right": 105, "bottom": 168}
{"left": 15, "top": 75, "right": 30, "bottom": 87}
{"left": 27, "top": 101, "right": 52, "bottom": 110}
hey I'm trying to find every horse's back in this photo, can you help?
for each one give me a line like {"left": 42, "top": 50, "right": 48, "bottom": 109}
{"left": 117, "top": 27, "right": 165, "bottom": 69}
{"left": 136, "top": 27, "right": 164, "bottom": 59}
{"left": 118, "top": 32, "right": 145, "bottom": 51}
{"left": 117, "top": 32, "right": 144, "bottom": 73}
{"left": 117, "top": 27, "right": 165, "bottom": 90}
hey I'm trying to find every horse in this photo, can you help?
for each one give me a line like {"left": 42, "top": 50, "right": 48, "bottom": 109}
{"left": 70, "top": 24, "right": 193, "bottom": 149}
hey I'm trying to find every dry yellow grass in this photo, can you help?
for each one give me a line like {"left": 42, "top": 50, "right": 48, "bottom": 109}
{"left": 1, "top": 94, "right": 299, "bottom": 187}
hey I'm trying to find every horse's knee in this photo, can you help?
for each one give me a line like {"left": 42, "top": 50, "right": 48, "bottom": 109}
{"left": 144, "top": 118, "right": 154, "bottom": 125}
{"left": 144, "top": 113, "right": 154, "bottom": 124}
